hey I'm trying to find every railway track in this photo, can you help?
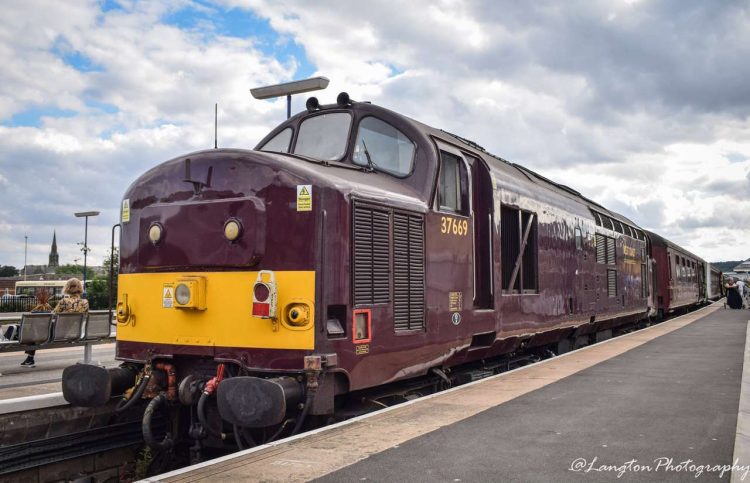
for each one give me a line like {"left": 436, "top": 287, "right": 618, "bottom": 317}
{"left": 0, "top": 414, "right": 165, "bottom": 477}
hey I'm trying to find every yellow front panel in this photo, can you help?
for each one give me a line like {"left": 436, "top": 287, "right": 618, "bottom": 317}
{"left": 117, "top": 271, "right": 315, "bottom": 350}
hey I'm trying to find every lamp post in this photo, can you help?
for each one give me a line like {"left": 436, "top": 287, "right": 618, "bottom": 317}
{"left": 74, "top": 211, "right": 100, "bottom": 296}
{"left": 23, "top": 235, "right": 28, "bottom": 281}
{"left": 250, "top": 76, "right": 329, "bottom": 119}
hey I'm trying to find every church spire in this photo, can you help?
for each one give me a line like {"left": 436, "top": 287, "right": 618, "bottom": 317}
{"left": 48, "top": 231, "right": 59, "bottom": 269}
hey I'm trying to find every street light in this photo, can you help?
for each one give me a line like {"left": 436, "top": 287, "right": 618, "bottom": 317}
{"left": 23, "top": 234, "right": 28, "bottom": 281}
{"left": 251, "top": 76, "right": 329, "bottom": 119}
{"left": 74, "top": 211, "right": 100, "bottom": 296}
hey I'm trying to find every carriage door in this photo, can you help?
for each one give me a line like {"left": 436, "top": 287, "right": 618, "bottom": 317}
{"left": 466, "top": 154, "right": 494, "bottom": 309}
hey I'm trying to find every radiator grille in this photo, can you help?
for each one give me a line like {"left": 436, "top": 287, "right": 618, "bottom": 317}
{"left": 353, "top": 205, "right": 391, "bottom": 305}
{"left": 607, "top": 269, "right": 617, "bottom": 297}
{"left": 596, "top": 234, "right": 606, "bottom": 264}
{"left": 606, "top": 237, "right": 616, "bottom": 265}
{"left": 393, "top": 212, "right": 425, "bottom": 331}
{"left": 596, "top": 233, "right": 616, "bottom": 265}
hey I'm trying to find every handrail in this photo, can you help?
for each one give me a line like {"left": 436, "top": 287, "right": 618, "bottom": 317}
{"left": 108, "top": 223, "right": 121, "bottom": 327}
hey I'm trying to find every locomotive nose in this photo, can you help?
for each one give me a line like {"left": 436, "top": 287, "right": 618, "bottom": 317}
{"left": 137, "top": 196, "right": 266, "bottom": 269}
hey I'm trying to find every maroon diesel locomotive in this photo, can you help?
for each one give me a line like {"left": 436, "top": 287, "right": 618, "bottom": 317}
{"left": 62, "top": 93, "right": 712, "bottom": 453}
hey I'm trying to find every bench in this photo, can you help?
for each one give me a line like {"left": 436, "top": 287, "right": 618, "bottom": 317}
{"left": 0, "top": 311, "right": 116, "bottom": 367}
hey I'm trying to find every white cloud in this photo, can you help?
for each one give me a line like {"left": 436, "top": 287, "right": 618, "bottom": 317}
{"left": 1, "top": 0, "right": 749, "bottom": 268}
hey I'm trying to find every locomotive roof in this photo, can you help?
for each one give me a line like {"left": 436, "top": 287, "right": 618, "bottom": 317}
{"left": 278, "top": 98, "right": 640, "bottom": 230}
{"left": 383, "top": 104, "right": 641, "bottom": 229}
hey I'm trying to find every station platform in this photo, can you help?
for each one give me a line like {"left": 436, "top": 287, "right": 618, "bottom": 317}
{"left": 0, "top": 343, "right": 116, "bottom": 399}
{"left": 153, "top": 303, "right": 750, "bottom": 482}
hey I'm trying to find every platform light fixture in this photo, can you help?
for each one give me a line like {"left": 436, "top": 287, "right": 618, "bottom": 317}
{"left": 250, "top": 76, "right": 330, "bottom": 119}
{"left": 74, "top": 210, "right": 100, "bottom": 296}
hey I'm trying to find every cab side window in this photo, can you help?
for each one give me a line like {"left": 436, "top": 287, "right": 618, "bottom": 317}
{"left": 438, "top": 151, "right": 469, "bottom": 215}
{"left": 260, "top": 127, "right": 292, "bottom": 153}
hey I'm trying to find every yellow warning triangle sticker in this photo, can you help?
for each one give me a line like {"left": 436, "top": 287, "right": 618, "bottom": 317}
{"left": 165, "top": 288, "right": 173, "bottom": 299}
{"left": 299, "top": 186, "right": 310, "bottom": 196}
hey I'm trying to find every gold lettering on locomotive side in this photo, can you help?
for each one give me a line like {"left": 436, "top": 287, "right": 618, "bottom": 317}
{"left": 623, "top": 246, "right": 636, "bottom": 258}
{"left": 440, "top": 216, "right": 469, "bottom": 236}
{"left": 355, "top": 344, "right": 369, "bottom": 355}
{"left": 449, "top": 291, "right": 463, "bottom": 312}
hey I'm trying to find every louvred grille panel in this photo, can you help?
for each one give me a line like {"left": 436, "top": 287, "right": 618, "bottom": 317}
{"left": 353, "top": 203, "right": 425, "bottom": 332}
{"left": 393, "top": 212, "right": 425, "bottom": 332}
{"left": 353, "top": 205, "right": 390, "bottom": 305}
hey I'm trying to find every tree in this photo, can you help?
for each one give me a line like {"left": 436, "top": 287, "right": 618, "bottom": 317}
{"left": 87, "top": 249, "right": 119, "bottom": 310}
{"left": 56, "top": 264, "right": 95, "bottom": 280}
{"left": 0, "top": 265, "right": 19, "bottom": 277}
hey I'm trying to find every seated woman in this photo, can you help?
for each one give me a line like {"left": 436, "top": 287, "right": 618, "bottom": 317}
{"left": 21, "top": 278, "right": 89, "bottom": 368}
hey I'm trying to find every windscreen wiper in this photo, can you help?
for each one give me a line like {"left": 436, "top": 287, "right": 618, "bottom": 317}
{"left": 360, "top": 139, "right": 375, "bottom": 172}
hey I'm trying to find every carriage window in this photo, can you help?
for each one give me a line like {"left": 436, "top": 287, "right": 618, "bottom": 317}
{"left": 294, "top": 112, "right": 351, "bottom": 161}
{"left": 352, "top": 117, "right": 415, "bottom": 176}
{"left": 260, "top": 128, "right": 292, "bottom": 153}
{"left": 668, "top": 255, "right": 673, "bottom": 281}
{"left": 438, "top": 152, "right": 469, "bottom": 214}
{"left": 574, "top": 227, "right": 583, "bottom": 250}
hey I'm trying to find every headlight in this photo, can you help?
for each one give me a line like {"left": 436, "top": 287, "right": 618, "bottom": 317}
{"left": 224, "top": 219, "right": 242, "bottom": 241}
{"left": 175, "top": 283, "right": 191, "bottom": 305}
{"left": 148, "top": 223, "right": 163, "bottom": 245}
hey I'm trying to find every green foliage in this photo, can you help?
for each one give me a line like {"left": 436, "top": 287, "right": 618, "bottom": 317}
{"left": 86, "top": 249, "right": 119, "bottom": 310}
{"left": 55, "top": 264, "right": 95, "bottom": 280}
{"left": 86, "top": 279, "right": 109, "bottom": 310}
{"left": 0, "top": 265, "right": 18, "bottom": 277}
{"left": 134, "top": 446, "right": 153, "bottom": 480}
{"left": 711, "top": 260, "right": 745, "bottom": 273}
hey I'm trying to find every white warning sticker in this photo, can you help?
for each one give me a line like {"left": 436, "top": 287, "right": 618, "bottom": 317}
{"left": 163, "top": 284, "right": 174, "bottom": 308}
{"left": 296, "top": 185, "right": 312, "bottom": 212}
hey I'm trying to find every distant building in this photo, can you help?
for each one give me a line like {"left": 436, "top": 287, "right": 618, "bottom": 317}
{"left": 48, "top": 231, "right": 59, "bottom": 269}
{"left": 733, "top": 261, "right": 750, "bottom": 280}
{"left": 22, "top": 231, "right": 59, "bottom": 276}
{"left": 0, "top": 276, "right": 20, "bottom": 295}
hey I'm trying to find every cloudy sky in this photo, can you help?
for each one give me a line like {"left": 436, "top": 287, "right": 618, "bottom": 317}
{"left": 0, "top": 0, "right": 748, "bottom": 269}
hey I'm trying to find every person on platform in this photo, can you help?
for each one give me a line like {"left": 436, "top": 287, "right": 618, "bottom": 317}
{"left": 21, "top": 278, "right": 89, "bottom": 368}
{"left": 725, "top": 278, "right": 743, "bottom": 310}
{"left": 737, "top": 279, "right": 747, "bottom": 308}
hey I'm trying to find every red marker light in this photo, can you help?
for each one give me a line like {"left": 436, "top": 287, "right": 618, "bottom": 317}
{"left": 252, "top": 271, "right": 277, "bottom": 319}
{"left": 252, "top": 302, "right": 270, "bottom": 317}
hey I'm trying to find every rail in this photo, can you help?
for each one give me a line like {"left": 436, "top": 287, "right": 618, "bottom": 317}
{"left": 0, "top": 416, "right": 161, "bottom": 476}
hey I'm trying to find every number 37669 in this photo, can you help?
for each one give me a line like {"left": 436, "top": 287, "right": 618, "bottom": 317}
{"left": 440, "top": 216, "right": 469, "bottom": 236}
